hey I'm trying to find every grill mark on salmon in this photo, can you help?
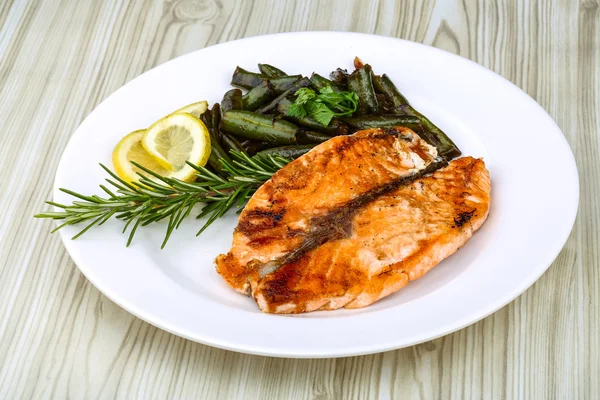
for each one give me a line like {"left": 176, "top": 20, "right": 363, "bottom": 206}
{"left": 216, "top": 127, "right": 440, "bottom": 294}
{"left": 275, "top": 159, "right": 447, "bottom": 269}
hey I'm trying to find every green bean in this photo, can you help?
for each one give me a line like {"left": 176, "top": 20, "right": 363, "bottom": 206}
{"left": 371, "top": 74, "right": 394, "bottom": 112}
{"left": 258, "top": 63, "right": 287, "bottom": 78}
{"left": 242, "top": 81, "right": 275, "bottom": 111}
{"left": 377, "top": 74, "right": 409, "bottom": 108}
{"left": 371, "top": 74, "right": 385, "bottom": 94}
{"left": 378, "top": 74, "right": 461, "bottom": 159}
{"left": 202, "top": 106, "right": 219, "bottom": 143}
{"left": 200, "top": 108, "right": 212, "bottom": 129}
{"left": 329, "top": 68, "right": 349, "bottom": 87}
{"left": 201, "top": 106, "right": 231, "bottom": 174}
{"left": 221, "top": 110, "right": 298, "bottom": 145}
{"left": 277, "top": 98, "right": 347, "bottom": 136}
{"left": 231, "top": 67, "right": 265, "bottom": 89}
{"left": 411, "top": 109, "right": 460, "bottom": 159}
{"left": 241, "top": 139, "right": 272, "bottom": 156}
{"left": 257, "top": 144, "right": 316, "bottom": 159}
{"left": 210, "top": 103, "right": 226, "bottom": 148}
{"left": 258, "top": 77, "right": 312, "bottom": 114}
{"left": 200, "top": 111, "right": 227, "bottom": 174}
{"left": 270, "top": 75, "right": 302, "bottom": 94}
{"left": 297, "top": 130, "right": 331, "bottom": 144}
{"left": 310, "top": 73, "right": 341, "bottom": 92}
{"left": 220, "top": 89, "right": 243, "bottom": 113}
{"left": 343, "top": 115, "right": 442, "bottom": 150}
{"left": 334, "top": 123, "right": 349, "bottom": 136}
{"left": 206, "top": 140, "right": 231, "bottom": 174}
{"left": 342, "top": 115, "right": 422, "bottom": 131}
{"left": 376, "top": 93, "right": 395, "bottom": 114}
{"left": 347, "top": 65, "right": 379, "bottom": 115}
{"left": 211, "top": 103, "right": 221, "bottom": 137}
{"left": 200, "top": 109, "right": 214, "bottom": 138}
{"left": 220, "top": 131, "right": 246, "bottom": 154}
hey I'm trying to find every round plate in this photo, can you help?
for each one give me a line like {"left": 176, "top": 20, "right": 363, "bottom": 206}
{"left": 53, "top": 32, "right": 578, "bottom": 358}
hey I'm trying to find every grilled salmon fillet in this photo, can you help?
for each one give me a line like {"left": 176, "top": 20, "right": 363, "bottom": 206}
{"left": 216, "top": 127, "right": 440, "bottom": 293}
{"left": 252, "top": 156, "right": 490, "bottom": 313}
{"left": 216, "top": 127, "right": 491, "bottom": 313}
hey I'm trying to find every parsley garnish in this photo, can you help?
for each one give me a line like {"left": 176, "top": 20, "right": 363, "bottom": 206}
{"left": 287, "top": 85, "right": 358, "bottom": 126}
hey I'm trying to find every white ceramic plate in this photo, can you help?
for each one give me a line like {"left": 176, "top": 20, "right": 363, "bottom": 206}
{"left": 53, "top": 32, "right": 578, "bottom": 358}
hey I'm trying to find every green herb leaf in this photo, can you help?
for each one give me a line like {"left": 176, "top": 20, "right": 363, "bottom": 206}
{"left": 287, "top": 102, "right": 308, "bottom": 118}
{"left": 306, "top": 101, "right": 335, "bottom": 126}
{"left": 295, "top": 88, "right": 317, "bottom": 104}
{"left": 287, "top": 85, "right": 358, "bottom": 126}
{"left": 318, "top": 85, "right": 335, "bottom": 95}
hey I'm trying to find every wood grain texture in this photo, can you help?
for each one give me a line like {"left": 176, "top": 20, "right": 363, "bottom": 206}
{"left": 0, "top": 0, "right": 598, "bottom": 398}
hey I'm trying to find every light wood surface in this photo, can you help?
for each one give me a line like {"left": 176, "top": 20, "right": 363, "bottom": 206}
{"left": 0, "top": 0, "right": 598, "bottom": 398}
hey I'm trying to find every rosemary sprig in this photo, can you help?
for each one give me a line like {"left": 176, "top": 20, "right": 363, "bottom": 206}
{"left": 34, "top": 151, "right": 290, "bottom": 248}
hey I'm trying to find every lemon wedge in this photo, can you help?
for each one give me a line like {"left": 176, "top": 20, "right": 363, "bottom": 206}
{"left": 170, "top": 101, "right": 208, "bottom": 118}
{"left": 141, "top": 112, "right": 211, "bottom": 178}
{"left": 112, "top": 130, "right": 172, "bottom": 183}
{"left": 113, "top": 113, "right": 211, "bottom": 183}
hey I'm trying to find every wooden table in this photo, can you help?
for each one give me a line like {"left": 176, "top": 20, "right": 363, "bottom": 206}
{"left": 1, "top": 1, "right": 598, "bottom": 398}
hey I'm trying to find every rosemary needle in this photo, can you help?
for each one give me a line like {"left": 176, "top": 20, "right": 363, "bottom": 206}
{"left": 34, "top": 151, "right": 290, "bottom": 248}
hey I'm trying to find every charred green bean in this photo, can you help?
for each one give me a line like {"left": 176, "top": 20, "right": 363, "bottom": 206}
{"left": 411, "top": 109, "right": 460, "bottom": 159}
{"left": 220, "top": 131, "right": 246, "bottom": 154}
{"left": 258, "top": 77, "right": 312, "bottom": 114}
{"left": 376, "top": 93, "right": 395, "bottom": 114}
{"left": 201, "top": 108, "right": 231, "bottom": 174}
{"left": 329, "top": 68, "right": 349, "bottom": 87}
{"left": 241, "top": 139, "right": 272, "bottom": 156}
{"left": 297, "top": 130, "right": 331, "bottom": 144}
{"left": 257, "top": 144, "right": 316, "bottom": 159}
{"left": 211, "top": 103, "right": 221, "bottom": 136}
{"left": 270, "top": 75, "right": 302, "bottom": 94}
{"left": 342, "top": 115, "right": 421, "bottom": 131}
{"left": 200, "top": 108, "right": 212, "bottom": 129}
{"left": 378, "top": 74, "right": 461, "bottom": 158}
{"left": 347, "top": 65, "right": 379, "bottom": 115}
{"left": 220, "top": 110, "right": 298, "bottom": 145}
{"left": 220, "top": 89, "right": 243, "bottom": 113}
{"left": 343, "top": 115, "right": 440, "bottom": 151}
{"left": 371, "top": 74, "right": 385, "bottom": 94}
{"left": 242, "top": 81, "right": 275, "bottom": 111}
{"left": 377, "top": 74, "right": 409, "bottom": 108}
{"left": 231, "top": 67, "right": 265, "bottom": 89}
{"left": 258, "top": 63, "right": 287, "bottom": 78}
{"left": 206, "top": 140, "right": 231, "bottom": 174}
{"left": 310, "top": 73, "right": 341, "bottom": 92}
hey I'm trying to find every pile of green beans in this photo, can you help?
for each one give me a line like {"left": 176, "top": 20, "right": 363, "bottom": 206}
{"left": 198, "top": 59, "right": 460, "bottom": 176}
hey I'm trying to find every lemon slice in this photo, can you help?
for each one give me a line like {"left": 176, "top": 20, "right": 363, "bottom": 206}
{"left": 141, "top": 112, "right": 211, "bottom": 178}
{"left": 170, "top": 101, "right": 208, "bottom": 118}
{"left": 112, "top": 130, "right": 172, "bottom": 183}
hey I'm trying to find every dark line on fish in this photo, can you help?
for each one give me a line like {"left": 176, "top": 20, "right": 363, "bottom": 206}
{"left": 258, "top": 158, "right": 448, "bottom": 278}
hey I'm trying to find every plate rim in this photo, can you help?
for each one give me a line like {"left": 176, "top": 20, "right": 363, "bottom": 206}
{"left": 53, "top": 31, "right": 579, "bottom": 358}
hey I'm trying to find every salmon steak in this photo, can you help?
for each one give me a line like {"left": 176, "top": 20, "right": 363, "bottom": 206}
{"left": 215, "top": 127, "right": 491, "bottom": 313}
